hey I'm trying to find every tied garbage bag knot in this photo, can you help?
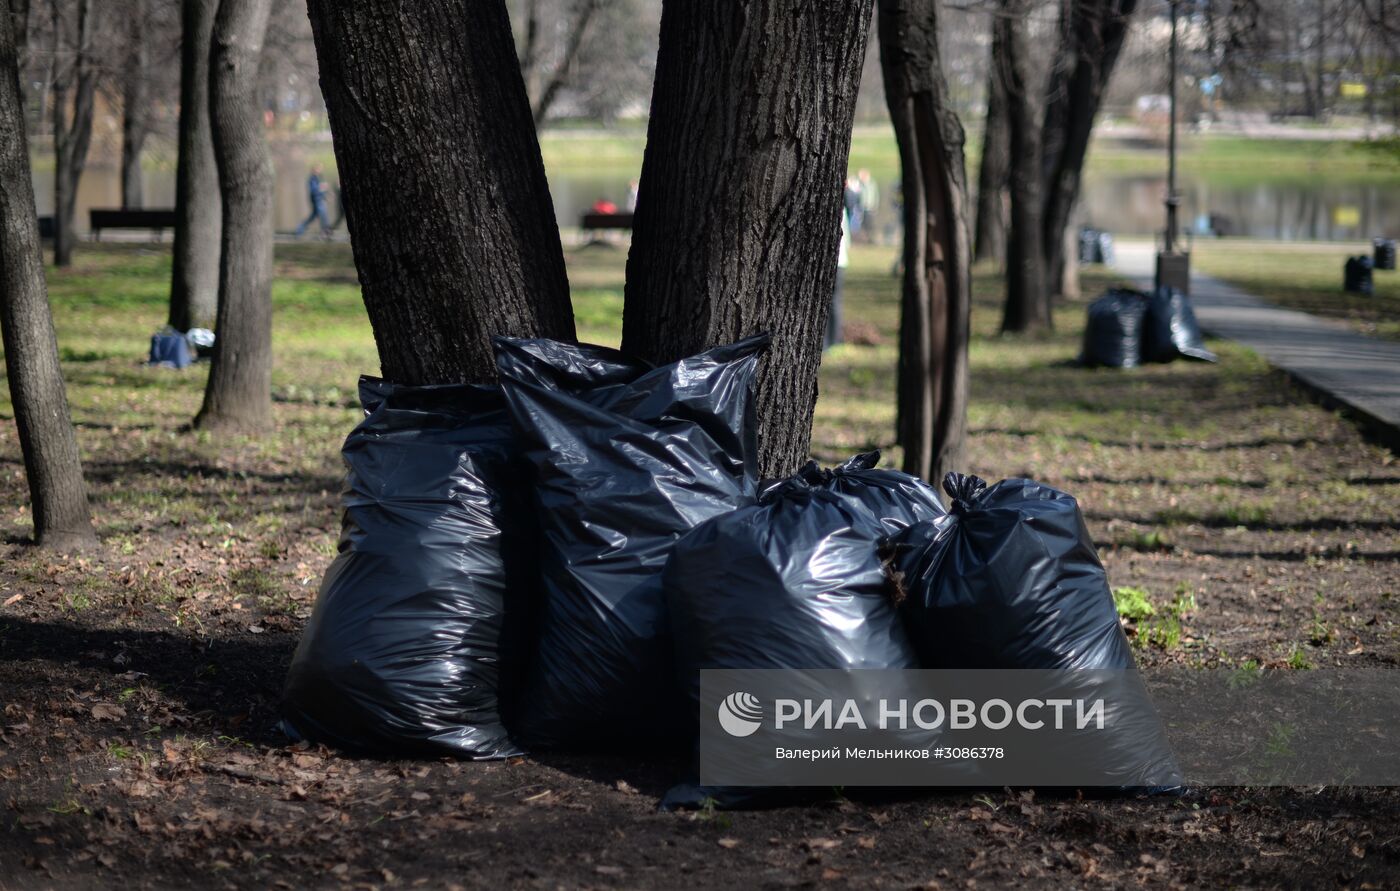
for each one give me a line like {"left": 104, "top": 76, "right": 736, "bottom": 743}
{"left": 942, "top": 471, "right": 987, "bottom": 515}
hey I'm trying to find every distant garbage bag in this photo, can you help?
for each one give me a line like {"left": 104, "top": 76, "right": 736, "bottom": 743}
{"left": 281, "top": 378, "right": 525, "bottom": 760}
{"left": 882, "top": 472, "right": 1182, "bottom": 790}
{"left": 1079, "top": 288, "right": 1148, "bottom": 368}
{"left": 148, "top": 331, "right": 193, "bottom": 369}
{"left": 494, "top": 334, "right": 768, "bottom": 750}
{"left": 660, "top": 452, "right": 938, "bottom": 810}
{"left": 1373, "top": 238, "right": 1396, "bottom": 272}
{"left": 1143, "top": 287, "right": 1217, "bottom": 364}
{"left": 1345, "top": 255, "right": 1375, "bottom": 296}
{"left": 1078, "top": 227, "right": 1115, "bottom": 265}
{"left": 186, "top": 327, "right": 216, "bottom": 358}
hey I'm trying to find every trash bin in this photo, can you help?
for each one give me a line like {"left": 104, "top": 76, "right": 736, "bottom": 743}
{"left": 1344, "top": 255, "right": 1374, "bottom": 296}
{"left": 1374, "top": 238, "right": 1397, "bottom": 271}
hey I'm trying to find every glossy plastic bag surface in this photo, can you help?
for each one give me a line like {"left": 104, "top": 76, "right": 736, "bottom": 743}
{"left": 661, "top": 452, "right": 942, "bottom": 809}
{"left": 281, "top": 378, "right": 524, "bottom": 759}
{"left": 882, "top": 473, "right": 1182, "bottom": 790}
{"left": 494, "top": 335, "right": 767, "bottom": 749}
{"left": 1143, "top": 287, "right": 1217, "bottom": 363}
{"left": 884, "top": 472, "right": 1135, "bottom": 670}
{"left": 1079, "top": 288, "right": 1148, "bottom": 368}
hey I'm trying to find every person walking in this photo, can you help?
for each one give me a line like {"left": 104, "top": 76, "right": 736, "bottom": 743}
{"left": 295, "top": 164, "right": 332, "bottom": 238}
{"left": 857, "top": 169, "right": 880, "bottom": 243}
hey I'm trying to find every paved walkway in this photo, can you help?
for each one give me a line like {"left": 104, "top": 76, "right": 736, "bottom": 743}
{"left": 1113, "top": 241, "right": 1400, "bottom": 445}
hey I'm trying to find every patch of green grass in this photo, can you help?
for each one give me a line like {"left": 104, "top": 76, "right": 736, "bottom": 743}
{"left": 1193, "top": 240, "right": 1400, "bottom": 341}
{"left": 1287, "top": 646, "right": 1315, "bottom": 670}
{"left": 1113, "top": 586, "right": 1157, "bottom": 621}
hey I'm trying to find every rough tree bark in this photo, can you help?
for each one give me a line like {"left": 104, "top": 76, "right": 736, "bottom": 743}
{"left": 878, "top": 0, "right": 971, "bottom": 483}
{"left": 120, "top": 0, "right": 147, "bottom": 209}
{"left": 972, "top": 52, "right": 1008, "bottom": 265}
{"left": 193, "top": 0, "right": 274, "bottom": 431}
{"left": 303, "top": 0, "right": 575, "bottom": 385}
{"left": 1040, "top": 0, "right": 1137, "bottom": 297}
{"left": 622, "top": 0, "right": 874, "bottom": 479}
{"left": 996, "top": 0, "right": 1051, "bottom": 333}
{"left": 0, "top": 7, "right": 96, "bottom": 550}
{"left": 50, "top": 0, "right": 97, "bottom": 268}
{"left": 168, "top": 0, "right": 220, "bottom": 332}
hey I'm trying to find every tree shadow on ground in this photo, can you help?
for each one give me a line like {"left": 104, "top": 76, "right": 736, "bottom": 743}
{"left": 0, "top": 618, "right": 297, "bottom": 743}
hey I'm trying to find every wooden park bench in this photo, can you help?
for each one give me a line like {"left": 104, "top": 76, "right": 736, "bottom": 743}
{"left": 89, "top": 208, "right": 178, "bottom": 241}
{"left": 579, "top": 211, "right": 634, "bottom": 247}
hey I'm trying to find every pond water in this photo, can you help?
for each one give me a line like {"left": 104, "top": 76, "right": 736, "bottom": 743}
{"left": 31, "top": 157, "right": 1399, "bottom": 244}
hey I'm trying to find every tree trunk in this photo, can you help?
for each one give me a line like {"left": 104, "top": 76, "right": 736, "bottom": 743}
{"left": 878, "top": 0, "right": 971, "bottom": 484}
{"left": 193, "top": 0, "right": 274, "bottom": 432}
{"left": 0, "top": 8, "right": 96, "bottom": 550}
{"left": 8, "top": 0, "right": 28, "bottom": 68}
{"left": 532, "top": 0, "right": 601, "bottom": 126}
{"left": 622, "top": 0, "right": 874, "bottom": 479}
{"left": 120, "top": 0, "right": 147, "bottom": 210}
{"left": 1040, "top": 0, "right": 1136, "bottom": 299}
{"left": 996, "top": 0, "right": 1050, "bottom": 333}
{"left": 168, "top": 0, "right": 221, "bottom": 331}
{"left": 51, "top": 0, "right": 96, "bottom": 268}
{"left": 972, "top": 51, "right": 1008, "bottom": 265}
{"left": 303, "top": 0, "right": 575, "bottom": 385}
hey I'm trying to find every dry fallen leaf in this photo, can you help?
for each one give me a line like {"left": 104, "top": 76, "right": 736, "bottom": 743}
{"left": 717, "top": 837, "right": 739, "bottom": 849}
{"left": 91, "top": 703, "right": 126, "bottom": 721}
{"left": 2, "top": 593, "right": 23, "bottom": 607}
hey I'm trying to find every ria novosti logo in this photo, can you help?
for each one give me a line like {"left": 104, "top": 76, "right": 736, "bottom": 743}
{"left": 717, "top": 691, "right": 764, "bottom": 737}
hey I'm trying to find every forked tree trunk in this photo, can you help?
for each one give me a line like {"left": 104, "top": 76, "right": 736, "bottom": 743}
{"left": 622, "top": 0, "right": 874, "bottom": 479}
{"left": 996, "top": 0, "right": 1051, "bottom": 333}
{"left": 878, "top": 0, "right": 971, "bottom": 483}
{"left": 0, "top": 8, "right": 96, "bottom": 550}
{"left": 168, "top": 0, "right": 221, "bottom": 331}
{"left": 972, "top": 53, "right": 1008, "bottom": 265}
{"left": 1040, "top": 0, "right": 1136, "bottom": 297}
{"left": 194, "top": 0, "right": 274, "bottom": 431}
{"left": 120, "top": 0, "right": 147, "bottom": 209}
{"left": 303, "top": 0, "right": 575, "bottom": 385}
{"left": 51, "top": 0, "right": 96, "bottom": 268}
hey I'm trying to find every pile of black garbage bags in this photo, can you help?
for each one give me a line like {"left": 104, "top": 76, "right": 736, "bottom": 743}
{"left": 1080, "top": 286, "right": 1217, "bottom": 368}
{"left": 283, "top": 334, "right": 1179, "bottom": 805}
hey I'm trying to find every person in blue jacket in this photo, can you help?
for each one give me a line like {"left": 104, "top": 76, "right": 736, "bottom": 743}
{"left": 295, "top": 164, "right": 332, "bottom": 238}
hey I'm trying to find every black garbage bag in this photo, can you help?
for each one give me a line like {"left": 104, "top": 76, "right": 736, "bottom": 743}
{"left": 1143, "top": 287, "right": 1217, "bottom": 364}
{"left": 1079, "top": 288, "right": 1148, "bottom": 368}
{"left": 1345, "top": 255, "right": 1375, "bottom": 296}
{"left": 881, "top": 473, "right": 1182, "bottom": 790}
{"left": 884, "top": 472, "right": 1133, "bottom": 670}
{"left": 794, "top": 451, "right": 947, "bottom": 529}
{"left": 660, "top": 453, "right": 941, "bottom": 809}
{"left": 281, "top": 378, "right": 525, "bottom": 760}
{"left": 494, "top": 334, "right": 768, "bottom": 750}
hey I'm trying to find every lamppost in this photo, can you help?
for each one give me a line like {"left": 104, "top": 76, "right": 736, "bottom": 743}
{"left": 1155, "top": 0, "right": 1191, "bottom": 294}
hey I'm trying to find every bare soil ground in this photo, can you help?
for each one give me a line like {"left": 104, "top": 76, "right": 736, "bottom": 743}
{"left": 1, "top": 244, "right": 1397, "bottom": 889}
